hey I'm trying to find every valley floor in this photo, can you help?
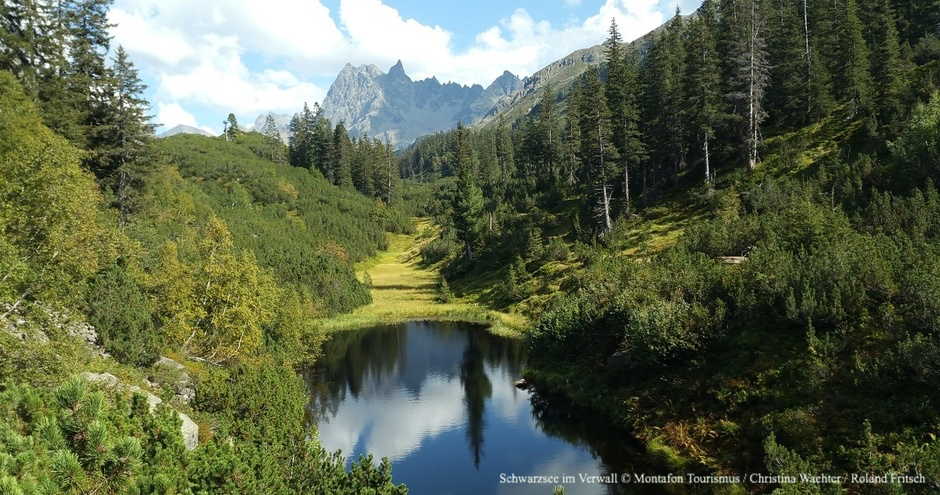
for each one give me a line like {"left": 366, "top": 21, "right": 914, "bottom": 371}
{"left": 318, "top": 218, "right": 526, "bottom": 336}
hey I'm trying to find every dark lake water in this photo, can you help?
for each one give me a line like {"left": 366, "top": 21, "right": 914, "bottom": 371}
{"left": 305, "top": 321, "right": 684, "bottom": 495}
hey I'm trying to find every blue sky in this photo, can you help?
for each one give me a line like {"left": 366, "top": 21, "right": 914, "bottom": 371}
{"left": 108, "top": 0, "right": 702, "bottom": 134}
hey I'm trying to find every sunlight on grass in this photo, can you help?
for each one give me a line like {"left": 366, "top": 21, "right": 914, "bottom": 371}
{"left": 318, "top": 218, "right": 528, "bottom": 337}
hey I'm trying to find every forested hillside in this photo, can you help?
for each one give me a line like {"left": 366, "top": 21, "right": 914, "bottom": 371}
{"left": 0, "top": 1, "right": 410, "bottom": 492}
{"left": 404, "top": 0, "right": 940, "bottom": 491}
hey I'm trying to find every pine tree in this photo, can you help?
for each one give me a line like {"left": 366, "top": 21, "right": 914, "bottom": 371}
{"left": 685, "top": 0, "right": 721, "bottom": 184}
{"left": 451, "top": 121, "right": 484, "bottom": 261}
{"left": 646, "top": 9, "right": 688, "bottom": 186}
{"left": 561, "top": 83, "right": 583, "bottom": 188}
{"left": 765, "top": 0, "right": 811, "bottom": 128}
{"left": 579, "top": 68, "right": 618, "bottom": 235}
{"left": 0, "top": 0, "right": 64, "bottom": 96}
{"left": 96, "top": 45, "right": 155, "bottom": 227}
{"left": 288, "top": 103, "right": 314, "bottom": 169}
{"left": 311, "top": 104, "right": 333, "bottom": 177}
{"left": 331, "top": 122, "right": 352, "bottom": 187}
{"left": 537, "top": 82, "right": 561, "bottom": 188}
{"left": 605, "top": 19, "right": 646, "bottom": 214}
{"left": 224, "top": 113, "right": 240, "bottom": 141}
{"left": 63, "top": 0, "right": 114, "bottom": 151}
{"left": 832, "top": 0, "right": 873, "bottom": 118}
{"left": 728, "top": 0, "right": 771, "bottom": 171}
{"left": 892, "top": 0, "right": 940, "bottom": 46}
{"left": 260, "top": 113, "right": 285, "bottom": 163}
{"left": 860, "top": 0, "right": 904, "bottom": 132}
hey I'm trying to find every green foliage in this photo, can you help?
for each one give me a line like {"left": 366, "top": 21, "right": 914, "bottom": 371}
{"left": 0, "top": 71, "right": 121, "bottom": 309}
{"left": 420, "top": 238, "right": 453, "bottom": 265}
{"left": 436, "top": 277, "right": 455, "bottom": 303}
{"left": 891, "top": 91, "right": 940, "bottom": 181}
{"left": 142, "top": 133, "right": 390, "bottom": 316}
{"left": 0, "top": 376, "right": 408, "bottom": 494}
{"left": 85, "top": 262, "right": 160, "bottom": 367}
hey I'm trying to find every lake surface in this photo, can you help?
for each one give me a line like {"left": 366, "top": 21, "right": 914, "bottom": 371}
{"left": 305, "top": 321, "right": 680, "bottom": 495}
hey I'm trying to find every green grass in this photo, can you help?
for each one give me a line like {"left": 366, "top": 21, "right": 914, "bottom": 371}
{"left": 317, "top": 218, "right": 528, "bottom": 337}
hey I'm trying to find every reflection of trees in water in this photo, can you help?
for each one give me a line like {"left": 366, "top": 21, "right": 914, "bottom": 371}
{"left": 529, "top": 393, "right": 692, "bottom": 495}
{"left": 306, "top": 324, "right": 407, "bottom": 423}
{"left": 459, "top": 330, "right": 493, "bottom": 469}
{"left": 304, "top": 321, "right": 530, "bottom": 469}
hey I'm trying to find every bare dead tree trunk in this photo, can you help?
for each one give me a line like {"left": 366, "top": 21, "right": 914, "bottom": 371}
{"left": 704, "top": 132, "right": 712, "bottom": 185}
{"left": 747, "top": 0, "right": 759, "bottom": 172}
{"left": 624, "top": 162, "right": 631, "bottom": 217}
{"left": 803, "top": 0, "right": 812, "bottom": 117}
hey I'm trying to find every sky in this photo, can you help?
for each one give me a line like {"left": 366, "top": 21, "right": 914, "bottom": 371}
{"left": 108, "top": 0, "right": 702, "bottom": 135}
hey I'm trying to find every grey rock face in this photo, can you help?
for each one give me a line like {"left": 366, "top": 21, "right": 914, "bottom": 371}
{"left": 321, "top": 60, "right": 521, "bottom": 147}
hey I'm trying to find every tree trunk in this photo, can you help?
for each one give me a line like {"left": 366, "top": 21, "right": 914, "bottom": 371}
{"left": 803, "top": 0, "right": 812, "bottom": 117}
{"left": 704, "top": 132, "right": 712, "bottom": 184}
{"left": 624, "top": 162, "right": 631, "bottom": 217}
{"left": 464, "top": 240, "right": 473, "bottom": 262}
{"left": 602, "top": 181, "right": 613, "bottom": 234}
{"left": 747, "top": 0, "right": 758, "bottom": 172}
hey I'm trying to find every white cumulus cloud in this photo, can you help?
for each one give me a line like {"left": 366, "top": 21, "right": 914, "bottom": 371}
{"left": 110, "top": 0, "right": 695, "bottom": 131}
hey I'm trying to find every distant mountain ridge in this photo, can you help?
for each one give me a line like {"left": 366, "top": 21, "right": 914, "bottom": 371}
{"left": 158, "top": 124, "right": 214, "bottom": 138}
{"left": 320, "top": 60, "right": 522, "bottom": 147}
{"left": 248, "top": 113, "right": 292, "bottom": 144}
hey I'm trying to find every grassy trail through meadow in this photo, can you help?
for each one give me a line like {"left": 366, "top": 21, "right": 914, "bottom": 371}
{"left": 318, "top": 218, "right": 526, "bottom": 336}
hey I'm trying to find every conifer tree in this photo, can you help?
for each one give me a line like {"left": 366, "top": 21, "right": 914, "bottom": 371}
{"left": 224, "top": 113, "right": 240, "bottom": 141}
{"left": 649, "top": 10, "right": 688, "bottom": 186}
{"left": 64, "top": 0, "right": 114, "bottom": 151}
{"left": 288, "top": 103, "right": 314, "bottom": 169}
{"left": 685, "top": 0, "right": 721, "bottom": 184}
{"left": 261, "top": 113, "right": 285, "bottom": 163}
{"left": 860, "top": 0, "right": 904, "bottom": 132}
{"left": 97, "top": 45, "right": 155, "bottom": 227}
{"left": 537, "top": 82, "right": 561, "bottom": 188}
{"left": 311, "top": 104, "right": 333, "bottom": 177}
{"left": 832, "top": 0, "right": 873, "bottom": 118}
{"left": 561, "top": 83, "right": 583, "bottom": 188}
{"left": 728, "top": 0, "right": 770, "bottom": 171}
{"left": 765, "top": 0, "right": 811, "bottom": 128}
{"left": 451, "top": 121, "right": 484, "bottom": 261}
{"left": 331, "top": 122, "right": 353, "bottom": 187}
{"left": 579, "top": 68, "right": 618, "bottom": 234}
{"left": 605, "top": 19, "right": 646, "bottom": 214}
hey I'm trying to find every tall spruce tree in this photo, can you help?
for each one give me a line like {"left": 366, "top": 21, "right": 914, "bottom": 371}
{"left": 765, "top": 0, "right": 810, "bottom": 128}
{"left": 579, "top": 68, "right": 618, "bottom": 234}
{"left": 331, "top": 122, "right": 353, "bottom": 187}
{"left": 685, "top": 0, "right": 721, "bottom": 184}
{"left": 728, "top": 0, "right": 770, "bottom": 171}
{"left": 832, "top": 0, "right": 873, "bottom": 118}
{"left": 260, "top": 113, "right": 285, "bottom": 163}
{"left": 64, "top": 0, "right": 114, "bottom": 153}
{"left": 451, "top": 122, "right": 484, "bottom": 261}
{"left": 288, "top": 103, "right": 315, "bottom": 169}
{"left": 605, "top": 19, "right": 646, "bottom": 214}
{"left": 646, "top": 10, "right": 688, "bottom": 187}
{"left": 860, "top": 0, "right": 904, "bottom": 132}
{"left": 536, "top": 82, "right": 561, "bottom": 189}
{"left": 97, "top": 45, "right": 154, "bottom": 227}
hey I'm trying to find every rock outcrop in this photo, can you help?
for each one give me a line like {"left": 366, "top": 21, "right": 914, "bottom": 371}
{"left": 80, "top": 372, "right": 199, "bottom": 450}
{"left": 320, "top": 60, "right": 521, "bottom": 147}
